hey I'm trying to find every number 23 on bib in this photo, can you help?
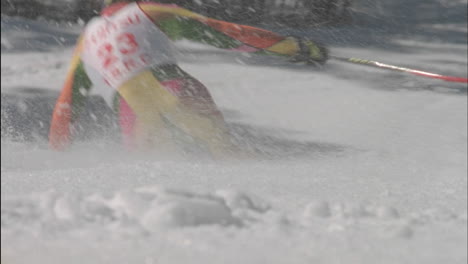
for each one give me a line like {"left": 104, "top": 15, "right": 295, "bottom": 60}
{"left": 82, "top": 3, "right": 176, "bottom": 89}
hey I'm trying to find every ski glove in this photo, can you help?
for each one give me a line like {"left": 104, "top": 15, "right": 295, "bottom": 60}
{"left": 290, "top": 37, "right": 328, "bottom": 65}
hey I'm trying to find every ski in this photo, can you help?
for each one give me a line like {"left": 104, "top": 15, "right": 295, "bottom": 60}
{"left": 331, "top": 55, "right": 468, "bottom": 84}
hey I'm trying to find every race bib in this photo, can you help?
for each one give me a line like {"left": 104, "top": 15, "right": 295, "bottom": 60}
{"left": 82, "top": 3, "right": 177, "bottom": 89}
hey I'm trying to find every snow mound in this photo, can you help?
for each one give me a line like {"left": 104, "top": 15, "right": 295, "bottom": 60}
{"left": 3, "top": 186, "right": 465, "bottom": 236}
{"left": 2, "top": 186, "right": 466, "bottom": 264}
{"left": 1, "top": 186, "right": 273, "bottom": 235}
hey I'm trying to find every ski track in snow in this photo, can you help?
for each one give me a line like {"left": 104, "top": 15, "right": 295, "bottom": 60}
{"left": 1, "top": 5, "right": 467, "bottom": 264}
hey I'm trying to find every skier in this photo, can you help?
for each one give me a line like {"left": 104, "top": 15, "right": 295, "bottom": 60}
{"left": 49, "top": 0, "right": 328, "bottom": 157}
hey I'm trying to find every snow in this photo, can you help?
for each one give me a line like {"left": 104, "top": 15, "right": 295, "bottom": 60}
{"left": 1, "top": 1, "right": 467, "bottom": 263}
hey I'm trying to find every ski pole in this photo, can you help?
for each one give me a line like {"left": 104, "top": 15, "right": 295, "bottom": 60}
{"left": 330, "top": 55, "right": 468, "bottom": 84}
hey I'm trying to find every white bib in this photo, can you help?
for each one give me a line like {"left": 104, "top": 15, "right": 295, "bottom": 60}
{"left": 82, "top": 3, "right": 177, "bottom": 89}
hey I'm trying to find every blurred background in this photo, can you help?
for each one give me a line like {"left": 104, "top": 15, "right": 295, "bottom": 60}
{"left": 1, "top": 0, "right": 355, "bottom": 26}
{"left": 3, "top": 0, "right": 466, "bottom": 28}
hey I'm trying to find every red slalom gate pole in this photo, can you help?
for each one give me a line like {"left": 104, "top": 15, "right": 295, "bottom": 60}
{"left": 331, "top": 55, "right": 468, "bottom": 84}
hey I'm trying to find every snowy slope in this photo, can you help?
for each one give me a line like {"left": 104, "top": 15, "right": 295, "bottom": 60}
{"left": 1, "top": 1, "right": 467, "bottom": 263}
